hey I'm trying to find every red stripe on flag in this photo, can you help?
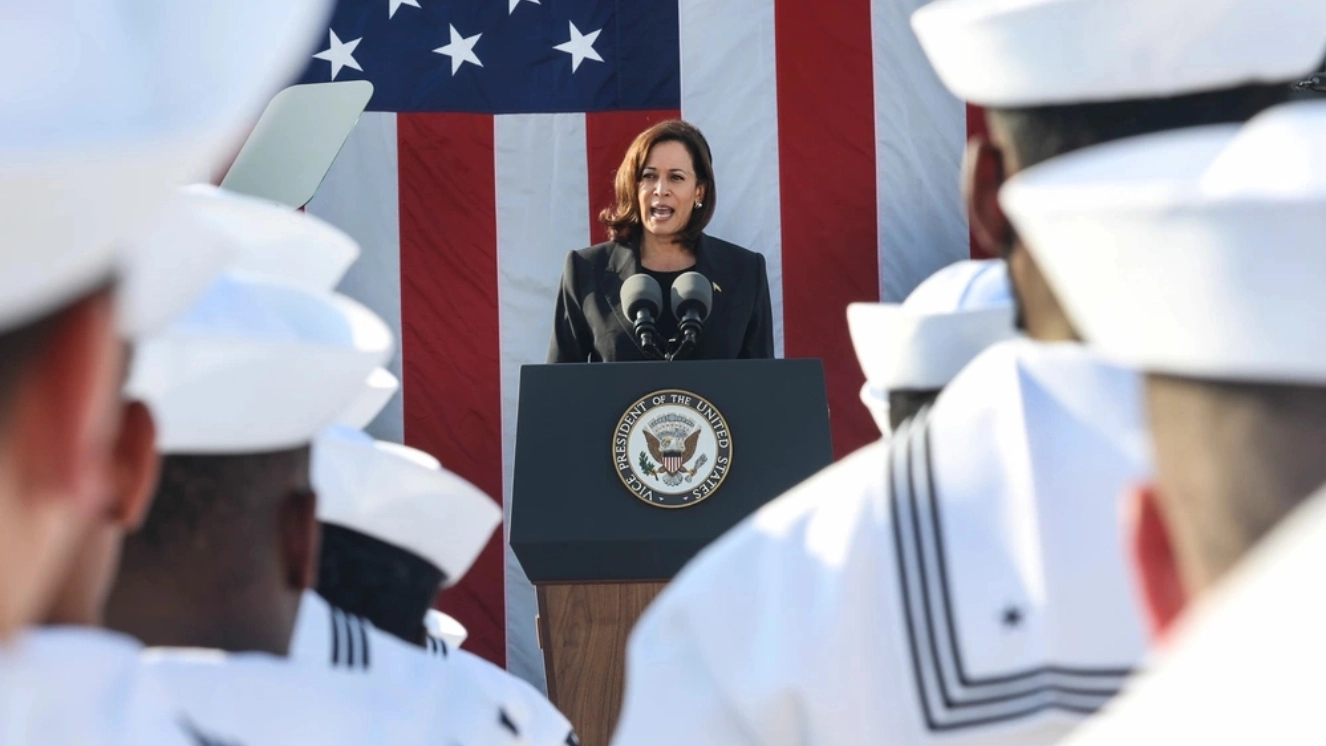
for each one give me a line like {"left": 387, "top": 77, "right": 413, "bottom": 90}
{"left": 965, "top": 104, "right": 995, "bottom": 260}
{"left": 585, "top": 110, "right": 681, "bottom": 244}
{"left": 775, "top": 0, "right": 879, "bottom": 460}
{"left": 397, "top": 113, "right": 506, "bottom": 667}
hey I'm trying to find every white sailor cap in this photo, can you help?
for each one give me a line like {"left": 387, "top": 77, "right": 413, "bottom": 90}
{"left": 911, "top": 0, "right": 1326, "bottom": 107}
{"left": 1001, "top": 100, "right": 1326, "bottom": 384}
{"left": 849, "top": 259, "right": 1015, "bottom": 395}
{"left": 121, "top": 185, "right": 360, "bottom": 337}
{"left": 113, "top": 190, "right": 240, "bottom": 338}
{"left": 180, "top": 185, "right": 360, "bottom": 292}
{"left": 337, "top": 368, "right": 401, "bottom": 429}
{"left": 0, "top": 0, "right": 333, "bottom": 335}
{"left": 313, "top": 426, "right": 502, "bottom": 585}
{"left": 424, "top": 609, "right": 469, "bottom": 650}
{"left": 126, "top": 274, "right": 394, "bottom": 453}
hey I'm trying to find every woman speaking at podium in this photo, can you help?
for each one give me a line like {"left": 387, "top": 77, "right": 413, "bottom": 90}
{"left": 547, "top": 120, "right": 774, "bottom": 363}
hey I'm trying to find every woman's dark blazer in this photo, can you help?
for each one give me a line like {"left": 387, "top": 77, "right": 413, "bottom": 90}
{"left": 547, "top": 233, "right": 775, "bottom": 363}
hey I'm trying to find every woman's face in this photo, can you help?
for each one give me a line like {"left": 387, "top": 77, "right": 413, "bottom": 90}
{"left": 637, "top": 140, "right": 705, "bottom": 242}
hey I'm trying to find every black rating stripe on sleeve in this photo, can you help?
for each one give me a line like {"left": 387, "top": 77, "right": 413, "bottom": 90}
{"left": 426, "top": 634, "right": 449, "bottom": 659}
{"left": 330, "top": 606, "right": 372, "bottom": 671}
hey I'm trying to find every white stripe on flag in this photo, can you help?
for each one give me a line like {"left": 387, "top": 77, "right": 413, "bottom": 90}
{"left": 871, "top": 0, "right": 969, "bottom": 301}
{"left": 308, "top": 112, "right": 405, "bottom": 442}
{"left": 679, "top": 0, "right": 785, "bottom": 357}
{"left": 495, "top": 113, "right": 591, "bottom": 690}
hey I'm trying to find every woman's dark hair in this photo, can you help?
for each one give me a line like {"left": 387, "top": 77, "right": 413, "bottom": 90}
{"left": 600, "top": 119, "right": 717, "bottom": 247}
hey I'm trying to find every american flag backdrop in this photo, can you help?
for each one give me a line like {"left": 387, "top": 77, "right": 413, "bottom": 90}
{"left": 296, "top": 0, "right": 983, "bottom": 691}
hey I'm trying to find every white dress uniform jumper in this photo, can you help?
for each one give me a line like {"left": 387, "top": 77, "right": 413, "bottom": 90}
{"left": 612, "top": 339, "right": 1151, "bottom": 746}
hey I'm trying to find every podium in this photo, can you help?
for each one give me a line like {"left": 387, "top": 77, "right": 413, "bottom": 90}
{"left": 510, "top": 359, "right": 833, "bottom": 745}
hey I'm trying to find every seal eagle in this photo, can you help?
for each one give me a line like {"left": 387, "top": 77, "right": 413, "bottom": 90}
{"left": 645, "top": 428, "right": 701, "bottom": 475}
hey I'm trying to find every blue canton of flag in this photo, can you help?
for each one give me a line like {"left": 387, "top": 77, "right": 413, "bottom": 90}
{"left": 298, "top": 0, "right": 681, "bottom": 114}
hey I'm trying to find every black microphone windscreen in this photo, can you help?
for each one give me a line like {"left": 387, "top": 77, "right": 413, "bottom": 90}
{"left": 622, "top": 273, "right": 663, "bottom": 319}
{"left": 671, "top": 271, "right": 713, "bottom": 320}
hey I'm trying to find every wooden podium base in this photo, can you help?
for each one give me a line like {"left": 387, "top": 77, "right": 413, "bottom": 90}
{"left": 536, "top": 581, "right": 668, "bottom": 746}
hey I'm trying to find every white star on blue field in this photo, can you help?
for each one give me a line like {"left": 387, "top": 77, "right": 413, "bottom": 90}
{"left": 298, "top": 0, "right": 679, "bottom": 115}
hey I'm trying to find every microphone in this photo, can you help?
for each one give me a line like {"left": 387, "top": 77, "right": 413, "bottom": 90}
{"left": 621, "top": 274, "right": 666, "bottom": 359}
{"left": 669, "top": 271, "right": 713, "bottom": 360}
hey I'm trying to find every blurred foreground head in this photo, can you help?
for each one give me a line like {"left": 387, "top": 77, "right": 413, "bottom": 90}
{"left": 913, "top": 0, "right": 1325, "bottom": 340}
{"left": 0, "top": 0, "right": 333, "bottom": 641}
{"left": 1002, "top": 100, "right": 1326, "bottom": 637}
{"left": 105, "top": 250, "right": 392, "bottom": 654}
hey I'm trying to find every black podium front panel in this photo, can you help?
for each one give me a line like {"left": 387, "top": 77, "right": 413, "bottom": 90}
{"left": 510, "top": 359, "right": 833, "bottom": 582}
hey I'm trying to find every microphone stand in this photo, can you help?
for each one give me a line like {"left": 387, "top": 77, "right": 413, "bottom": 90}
{"left": 634, "top": 312, "right": 667, "bottom": 360}
{"left": 667, "top": 314, "right": 703, "bottom": 361}
{"left": 666, "top": 337, "right": 694, "bottom": 361}
{"left": 643, "top": 335, "right": 666, "bottom": 360}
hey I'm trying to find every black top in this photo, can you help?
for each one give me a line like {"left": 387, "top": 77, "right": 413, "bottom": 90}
{"left": 546, "top": 233, "right": 776, "bottom": 363}
{"left": 640, "top": 265, "right": 690, "bottom": 346}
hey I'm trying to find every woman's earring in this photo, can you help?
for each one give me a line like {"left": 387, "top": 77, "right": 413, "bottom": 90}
{"left": 696, "top": 201, "right": 703, "bottom": 209}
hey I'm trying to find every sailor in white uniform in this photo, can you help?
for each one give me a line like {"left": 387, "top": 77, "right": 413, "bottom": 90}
{"left": 27, "top": 190, "right": 369, "bottom": 745}
{"left": 0, "top": 1, "right": 332, "bottom": 743}
{"left": 105, "top": 263, "right": 409, "bottom": 744}
{"left": 612, "top": 332, "right": 1152, "bottom": 745}
{"left": 96, "top": 195, "right": 551, "bottom": 745}
{"left": 101, "top": 195, "right": 391, "bottom": 649}
{"left": 99, "top": 268, "right": 525, "bottom": 745}
{"left": 293, "top": 420, "right": 579, "bottom": 746}
{"left": 847, "top": 259, "right": 1015, "bottom": 437}
{"left": 0, "top": 0, "right": 329, "bottom": 648}
{"left": 316, "top": 365, "right": 468, "bottom": 655}
{"left": 42, "top": 186, "right": 363, "bottom": 629}
{"left": 994, "top": 101, "right": 1326, "bottom": 743}
{"left": 2, "top": 205, "right": 253, "bottom": 746}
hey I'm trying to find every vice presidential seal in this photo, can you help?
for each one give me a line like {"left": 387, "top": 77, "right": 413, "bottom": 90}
{"left": 613, "top": 389, "right": 732, "bottom": 509}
